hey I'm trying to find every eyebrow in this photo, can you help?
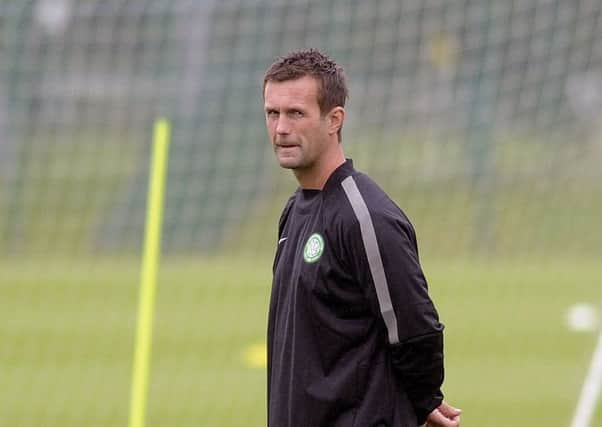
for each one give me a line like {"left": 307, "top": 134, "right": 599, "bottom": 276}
{"left": 264, "top": 106, "right": 307, "bottom": 113}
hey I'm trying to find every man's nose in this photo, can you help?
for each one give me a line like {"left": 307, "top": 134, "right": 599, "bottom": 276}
{"left": 276, "top": 117, "right": 291, "bottom": 135}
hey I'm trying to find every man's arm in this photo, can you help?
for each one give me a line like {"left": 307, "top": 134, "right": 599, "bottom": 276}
{"left": 341, "top": 197, "right": 452, "bottom": 424}
{"left": 340, "top": 176, "right": 460, "bottom": 424}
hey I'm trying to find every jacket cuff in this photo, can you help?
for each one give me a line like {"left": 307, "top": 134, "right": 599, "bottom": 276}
{"left": 414, "top": 392, "right": 444, "bottom": 425}
{"left": 389, "top": 331, "right": 445, "bottom": 425}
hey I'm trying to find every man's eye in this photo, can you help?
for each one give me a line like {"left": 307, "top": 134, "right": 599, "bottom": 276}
{"left": 266, "top": 110, "right": 278, "bottom": 117}
{"left": 291, "top": 111, "right": 303, "bottom": 117}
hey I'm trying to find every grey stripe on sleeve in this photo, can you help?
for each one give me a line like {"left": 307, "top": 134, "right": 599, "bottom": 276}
{"left": 341, "top": 176, "right": 400, "bottom": 345}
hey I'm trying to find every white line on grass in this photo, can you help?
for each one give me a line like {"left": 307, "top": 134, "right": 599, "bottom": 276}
{"left": 571, "top": 331, "right": 602, "bottom": 427}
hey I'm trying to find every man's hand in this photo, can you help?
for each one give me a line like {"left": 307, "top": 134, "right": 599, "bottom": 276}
{"left": 425, "top": 401, "right": 461, "bottom": 427}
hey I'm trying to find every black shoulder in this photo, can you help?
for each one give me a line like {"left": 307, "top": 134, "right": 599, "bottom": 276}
{"left": 277, "top": 193, "right": 297, "bottom": 239}
{"left": 337, "top": 172, "right": 417, "bottom": 240}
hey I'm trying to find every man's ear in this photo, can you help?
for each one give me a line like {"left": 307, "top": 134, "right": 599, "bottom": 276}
{"left": 327, "top": 107, "right": 345, "bottom": 136}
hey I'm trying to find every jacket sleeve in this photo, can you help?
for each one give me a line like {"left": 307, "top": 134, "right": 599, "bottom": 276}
{"left": 272, "top": 194, "right": 296, "bottom": 273}
{"left": 342, "top": 203, "right": 444, "bottom": 424}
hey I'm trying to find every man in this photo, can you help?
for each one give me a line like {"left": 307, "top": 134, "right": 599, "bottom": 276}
{"left": 263, "top": 48, "right": 461, "bottom": 427}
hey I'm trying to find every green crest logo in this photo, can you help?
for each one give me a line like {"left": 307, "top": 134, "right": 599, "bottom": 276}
{"left": 303, "top": 233, "right": 324, "bottom": 263}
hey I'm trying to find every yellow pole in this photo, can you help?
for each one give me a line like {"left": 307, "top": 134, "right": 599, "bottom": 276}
{"left": 129, "top": 118, "right": 170, "bottom": 427}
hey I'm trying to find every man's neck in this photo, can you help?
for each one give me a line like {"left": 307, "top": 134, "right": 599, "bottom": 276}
{"left": 294, "top": 147, "right": 346, "bottom": 190}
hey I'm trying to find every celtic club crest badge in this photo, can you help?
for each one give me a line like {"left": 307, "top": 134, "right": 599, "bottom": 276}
{"left": 303, "top": 233, "right": 324, "bottom": 263}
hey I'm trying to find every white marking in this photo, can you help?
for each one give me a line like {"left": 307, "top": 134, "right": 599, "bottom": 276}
{"left": 570, "top": 331, "right": 602, "bottom": 427}
{"left": 341, "top": 176, "right": 399, "bottom": 344}
{"left": 278, "top": 237, "right": 288, "bottom": 245}
{"left": 567, "top": 304, "right": 599, "bottom": 332}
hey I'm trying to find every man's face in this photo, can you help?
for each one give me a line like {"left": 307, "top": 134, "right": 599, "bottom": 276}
{"left": 264, "top": 76, "right": 330, "bottom": 171}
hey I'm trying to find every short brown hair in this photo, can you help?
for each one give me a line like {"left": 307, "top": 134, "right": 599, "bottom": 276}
{"left": 263, "top": 48, "right": 349, "bottom": 117}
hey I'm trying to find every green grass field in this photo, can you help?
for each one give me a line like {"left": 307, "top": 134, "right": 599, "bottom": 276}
{"left": 1, "top": 256, "right": 600, "bottom": 426}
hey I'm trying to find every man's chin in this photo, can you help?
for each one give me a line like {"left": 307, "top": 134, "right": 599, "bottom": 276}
{"left": 277, "top": 156, "right": 301, "bottom": 169}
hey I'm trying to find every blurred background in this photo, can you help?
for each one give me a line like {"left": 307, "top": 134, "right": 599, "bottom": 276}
{"left": 1, "top": 0, "right": 601, "bottom": 425}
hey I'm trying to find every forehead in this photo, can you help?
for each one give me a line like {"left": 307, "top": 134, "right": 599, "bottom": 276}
{"left": 264, "top": 75, "right": 320, "bottom": 108}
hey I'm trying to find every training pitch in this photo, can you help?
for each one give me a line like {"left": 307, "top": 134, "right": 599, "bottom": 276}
{"left": 0, "top": 256, "right": 600, "bottom": 426}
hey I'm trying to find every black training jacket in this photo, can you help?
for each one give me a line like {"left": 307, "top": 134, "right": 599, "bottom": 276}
{"left": 267, "top": 160, "right": 444, "bottom": 427}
